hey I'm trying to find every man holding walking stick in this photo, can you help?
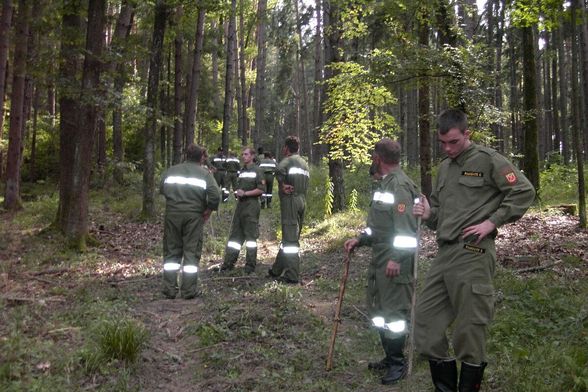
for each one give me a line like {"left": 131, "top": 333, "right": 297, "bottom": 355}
{"left": 344, "top": 138, "right": 419, "bottom": 385}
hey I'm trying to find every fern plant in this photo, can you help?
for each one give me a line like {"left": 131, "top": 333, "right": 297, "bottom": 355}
{"left": 324, "top": 177, "right": 334, "bottom": 217}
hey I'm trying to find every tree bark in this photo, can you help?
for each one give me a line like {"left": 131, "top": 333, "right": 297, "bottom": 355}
{"left": 183, "top": 6, "right": 205, "bottom": 148}
{"left": 142, "top": 0, "right": 168, "bottom": 218}
{"left": 111, "top": 0, "right": 134, "bottom": 184}
{"left": 521, "top": 26, "right": 540, "bottom": 191}
{"left": 238, "top": 0, "right": 249, "bottom": 145}
{"left": 294, "top": 0, "right": 311, "bottom": 161}
{"left": 418, "top": 8, "right": 432, "bottom": 198}
{"left": 557, "top": 22, "right": 570, "bottom": 164}
{"left": 221, "top": 0, "right": 237, "bottom": 154}
{"left": 312, "top": 0, "right": 322, "bottom": 164}
{"left": 570, "top": 0, "right": 586, "bottom": 227}
{"left": 323, "top": 0, "right": 345, "bottom": 212}
{"left": 4, "top": 0, "right": 30, "bottom": 210}
{"left": 254, "top": 0, "right": 267, "bottom": 149}
{"left": 57, "top": 0, "right": 106, "bottom": 249}
{"left": 0, "top": 0, "right": 13, "bottom": 148}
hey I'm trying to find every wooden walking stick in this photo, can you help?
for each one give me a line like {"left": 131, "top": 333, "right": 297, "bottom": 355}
{"left": 326, "top": 252, "right": 352, "bottom": 371}
{"left": 406, "top": 197, "right": 423, "bottom": 376}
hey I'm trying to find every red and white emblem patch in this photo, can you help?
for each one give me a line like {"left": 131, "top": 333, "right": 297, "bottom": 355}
{"left": 397, "top": 203, "right": 406, "bottom": 213}
{"left": 505, "top": 172, "right": 517, "bottom": 184}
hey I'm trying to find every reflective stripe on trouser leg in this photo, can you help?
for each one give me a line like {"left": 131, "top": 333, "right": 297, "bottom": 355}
{"left": 162, "top": 261, "right": 181, "bottom": 297}
{"left": 245, "top": 240, "right": 257, "bottom": 269}
{"left": 223, "top": 241, "right": 241, "bottom": 269}
{"left": 180, "top": 264, "right": 199, "bottom": 298}
{"left": 180, "top": 213, "right": 205, "bottom": 298}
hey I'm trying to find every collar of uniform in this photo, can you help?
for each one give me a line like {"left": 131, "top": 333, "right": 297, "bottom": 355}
{"left": 453, "top": 143, "right": 476, "bottom": 166}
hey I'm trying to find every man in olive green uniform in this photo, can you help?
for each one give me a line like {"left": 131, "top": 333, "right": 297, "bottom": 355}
{"left": 268, "top": 136, "right": 309, "bottom": 284}
{"left": 224, "top": 151, "right": 241, "bottom": 197}
{"left": 258, "top": 151, "right": 277, "bottom": 208}
{"left": 212, "top": 148, "right": 228, "bottom": 202}
{"left": 160, "top": 144, "right": 221, "bottom": 299}
{"left": 413, "top": 109, "right": 535, "bottom": 392}
{"left": 344, "top": 138, "right": 419, "bottom": 385}
{"left": 220, "top": 147, "right": 265, "bottom": 273}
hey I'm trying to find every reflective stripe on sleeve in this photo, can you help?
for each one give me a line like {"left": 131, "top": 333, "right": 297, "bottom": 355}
{"left": 164, "top": 176, "right": 206, "bottom": 189}
{"left": 260, "top": 163, "right": 276, "bottom": 168}
{"left": 288, "top": 167, "right": 310, "bottom": 177}
{"left": 227, "top": 241, "right": 241, "bottom": 250}
{"left": 239, "top": 172, "right": 257, "bottom": 179}
{"left": 393, "top": 235, "right": 417, "bottom": 249}
{"left": 373, "top": 191, "right": 395, "bottom": 204}
{"left": 163, "top": 262, "right": 181, "bottom": 271}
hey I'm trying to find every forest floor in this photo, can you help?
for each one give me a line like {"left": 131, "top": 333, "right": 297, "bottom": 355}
{"left": 1, "top": 192, "right": 587, "bottom": 391}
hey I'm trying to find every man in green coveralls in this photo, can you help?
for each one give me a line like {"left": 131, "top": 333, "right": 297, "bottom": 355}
{"left": 413, "top": 109, "right": 535, "bottom": 392}
{"left": 220, "top": 147, "right": 265, "bottom": 274}
{"left": 160, "top": 144, "right": 221, "bottom": 299}
{"left": 268, "top": 136, "right": 309, "bottom": 284}
{"left": 258, "top": 151, "right": 277, "bottom": 208}
{"left": 344, "top": 138, "right": 419, "bottom": 385}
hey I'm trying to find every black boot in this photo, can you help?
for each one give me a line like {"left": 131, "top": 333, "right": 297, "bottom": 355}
{"left": 458, "top": 362, "right": 486, "bottom": 392}
{"left": 368, "top": 331, "right": 393, "bottom": 371}
{"left": 380, "top": 335, "right": 407, "bottom": 385}
{"left": 429, "top": 359, "right": 458, "bottom": 392}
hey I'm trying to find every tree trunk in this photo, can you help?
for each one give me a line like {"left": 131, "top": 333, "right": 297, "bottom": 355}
{"left": 558, "top": 22, "right": 570, "bottom": 164}
{"left": 172, "top": 7, "right": 183, "bottom": 164}
{"left": 235, "top": 23, "right": 243, "bottom": 143}
{"left": 29, "top": 85, "right": 39, "bottom": 181}
{"left": 294, "top": 0, "right": 311, "bottom": 161}
{"left": 211, "top": 19, "right": 220, "bottom": 123}
{"left": 57, "top": 0, "right": 106, "bottom": 249}
{"left": 110, "top": 0, "right": 134, "bottom": 184}
{"left": 184, "top": 7, "right": 205, "bottom": 148}
{"left": 418, "top": 9, "right": 432, "bottom": 198}
{"left": 142, "top": 0, "right": 167, "bottom": 219}
{"left": 221, "top": 0, "right": 237, "bottom": 154}
{"left": 551, "top": 30, "right": 560, "bottom": 156}
{"left": 570, "top": 0, "right": 586, "bottom": 227}
{"left": 521, "top": 26, "right": 540, "bottom": 191}
{"left": 580, "top": 10, "right": 588, "bottom": 161}
{"left": 254, "top": 0, "right": 267, "bottom": 149}
{"left": 0, "top": 0, "right": 12, "bottom": 149}
{"left": 238, "top": 0, "right": 249, "bottom": 145}
{"left": 312, "top": 0, "right": 322, "bottom": 164}
{"left": 4, "top": 0, "right": 30, "bottom": 210}
{"left": 323, "top": 0, "right": 345, "bottom": 212}
{"left": 406, "top": 87, "right": 418, "bottom": 166}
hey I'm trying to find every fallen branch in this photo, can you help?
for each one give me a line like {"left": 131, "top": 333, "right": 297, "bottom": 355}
{"left": 207, "top": 275, "right": 263, "bottom": 281}
{"left": 188, "top": 341, "right": 227, "bottom": 354}
{"left": 47, "top": 326, "right": 81, "bottom": 335}
{"left": 106, "top": 276, "right": 158, "bottom": 285}
{"left": 28, "top": 275, "right": 59, "bottom": 285}
{"left": 30, "top": 268, "right": 72, "bottom": 276}
{"left": 515, "top": 260, "right": 562, "bottom": 274}
{"left": 1, "top": 295, "right": 65, "bottom": 303}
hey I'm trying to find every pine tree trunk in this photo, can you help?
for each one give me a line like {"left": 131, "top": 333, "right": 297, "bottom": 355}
{"left": 184, "top": 7, "right": 205, "bottom": 147}
{"left": 57, "top": 0, "right": 106, "bottom": 249}
{"left": 4, "top": 0, "right": 30, "bottom": 210}
{"left": 238, "top": 1, "right": 248, "bottom": 145}
{"left": 312, "top": 0, "right": 322, "bottom": 164}
{"left": 254, "top": 0, "right": 267, "bottom": 149}
{"left": 418, "top": 10, "right": 432, "bottom": 198}
{"left": 142, "top": 0, "right": 167, "bottom": 219}
{"left": 521, "top": 26, "right": 540, "bottom": 191}
{"left": 558, "top": 22, "right": 570, "bottom": 164}
{"left": 110, "top": 0, "right": 134, "bottom": 184}
{"left": 570, "top": 0, "right": 586, "bottom": 227}
{"left": 294, "top": 0, "right": 311, "bottom": 161}
{"left": 0, "top": 0, "right": 12, "bottom": 148}
{"left": 172, "top": 7, "right": 184, "bottom": 164}
{"left": 406, "top": 87, "right": 418, "bottom": 166}
{"left": 221, "top": 0, "right": 237, "bottom": 154}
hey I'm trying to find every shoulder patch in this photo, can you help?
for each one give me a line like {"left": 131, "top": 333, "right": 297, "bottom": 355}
{"left": 501, "top": 167, "right": 518, "bottom": 185}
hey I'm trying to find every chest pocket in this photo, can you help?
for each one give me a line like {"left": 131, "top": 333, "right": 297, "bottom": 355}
{"left": 458, "top": 176, "right": 485, "bottom": 188}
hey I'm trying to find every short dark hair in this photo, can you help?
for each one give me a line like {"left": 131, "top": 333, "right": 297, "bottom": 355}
{"left": 284, "top": 136, "right": 300, "bottom": 154}
{"left": 186, "top": 143, "right": 205, "bottom": 163}
{"left": 257, "top": 147, "right": 264, "bottom": 155}
{"left": 373, "top": 138, "right": 401, "bottom": 164}
{"left": 438, "top": 109, "right": 468, "bottom": 135}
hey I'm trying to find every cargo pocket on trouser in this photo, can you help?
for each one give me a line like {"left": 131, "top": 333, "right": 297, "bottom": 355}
{"left": 470, "top": 283, "right": 495, "bottom": 325}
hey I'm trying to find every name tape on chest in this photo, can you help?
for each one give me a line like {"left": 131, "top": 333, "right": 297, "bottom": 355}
{"left": 462, "top": 171, "right": 484, "bottom": 177}
{"left": 463, "top": 244, "right": 486, "bottom": 254}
